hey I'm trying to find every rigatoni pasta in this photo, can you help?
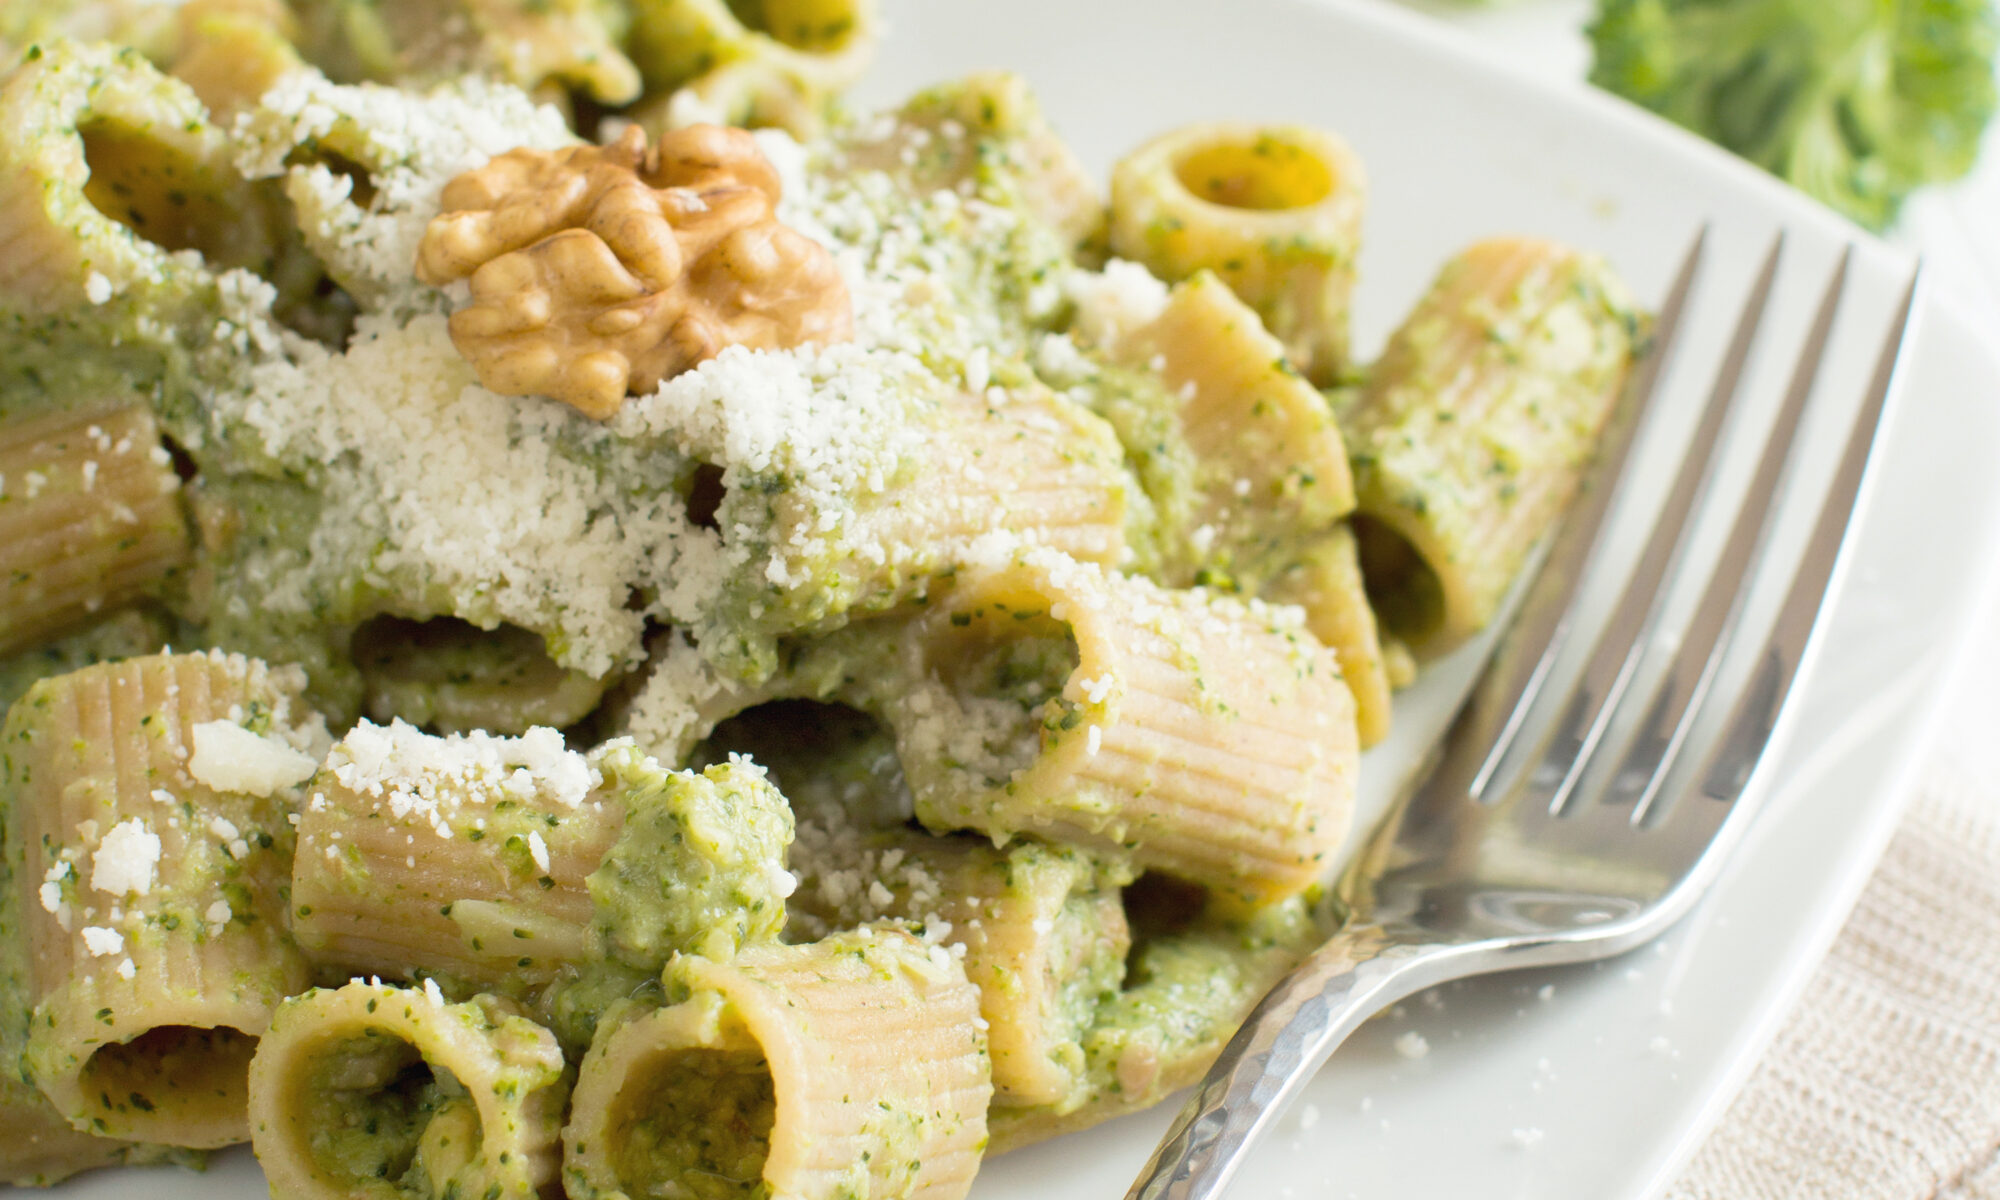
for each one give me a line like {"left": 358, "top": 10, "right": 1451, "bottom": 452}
{"left": 1109, "top": 121, "right": 1366, "bottom": 383}
{"left": 563, "top": 926, "right": 989, "bottom": 1200}
{"left": 0, "top": 405, "right": 190, "bottom": 657}
{"left": 246, "top": 980, "right": 569, "bottom": 1200}
{"left": 888, "top": 547, "right": 1358, "bottom": 911}
{"left": 1344, "top": 237, "right": 1645, "bottom": 658}
{"left": 628, "top": 0, "right": 878, "bottom": 135}
{"left": 789, "top": 830, "right": 1132, "bottom": 1109}
{"left": 2, "top": 651, "right": 323, "bottom": 1146}
{"left": 1264, "top": 525, "right": 1396, "bottom": 748}
{"left": 1099, "top": 270, "right": 1356, "bottom": 591}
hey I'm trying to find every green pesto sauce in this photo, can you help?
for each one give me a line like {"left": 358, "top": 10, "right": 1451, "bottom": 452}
{"left": 299, "top": 1031, "right": 474, "bottom": 1198}
{"left": 934, "top": 612, "right": 1078, "bottom": 786}
{"left": 608, "top": 1045, "right": 775, "bottom": 1200}
{"left": 587, "top": 751, "right": 794, "bottom": 972}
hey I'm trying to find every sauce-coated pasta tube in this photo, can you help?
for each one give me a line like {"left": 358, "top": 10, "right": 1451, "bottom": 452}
{"left": 790, "top": 830, "right": 1131, "bottom": 1109}
{"left": 247, "top": 981, "right": 569, "bottom": 1200}
{"left": 1109, "top": 121, "right": 1366, "bottom": 383}
{"left": 629, "top": 0, "right": 877, "bottom": 135}
{"left": 0, "top": 406, "right": 191, "bottom": 658}
{"left": 0, "top": 707, "right": 181, "bottom": 1185}
{"left": 988, "top": 895, "right": 1325, "bottom": 1151}
{"left": 563, "top": 925, "right": 990, "bottom": 1200}
{"left": 887, "top": 548, "right": 1357, "bottom": 911}
{"left": 1102, "top": 271, "right": 1355, "bottom": 591}
{"left": 627, "top": 365, "right": 1133, "bottom": 679}
{"left": 842, "top": 72, "right": 1102, "bottom": 252}
{"left": 0, "top": 40, "right": 288, "bottom": 407}
{"left": 291, "top": 721, "right": 620, "bottom": 990}
{"left": 291, "top": 727, "right": 795, "bottom": 992}
{"left": 3, "top": 651, "right": 324, "bottom": 1146}
{"left": 292, "top": 0, "right": 642, "bottom": 104}
{"left": 1344, "top": 237, "right": 1644, "bottom": 658}
{"left": 1264, "top": 525, "right": 1394, "bottom": 748}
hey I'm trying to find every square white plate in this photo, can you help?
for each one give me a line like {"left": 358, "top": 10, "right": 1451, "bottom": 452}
{"left": 44, "top": 1, "right": 2000, "bottom": 1198}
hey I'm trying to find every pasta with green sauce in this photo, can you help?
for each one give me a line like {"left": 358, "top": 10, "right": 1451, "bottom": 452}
{"left": 0, "top": 7, "right": 1644, "bottom": 1196}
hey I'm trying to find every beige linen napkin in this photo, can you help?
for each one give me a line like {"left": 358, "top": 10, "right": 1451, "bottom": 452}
{"left": 1666, "top": 759, "right": 2000, "bottom": 1199}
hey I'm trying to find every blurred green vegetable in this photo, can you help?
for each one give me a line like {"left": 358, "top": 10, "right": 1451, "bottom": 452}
{"left": 1587, "top": 0, "right": 2000, "bottom": 229}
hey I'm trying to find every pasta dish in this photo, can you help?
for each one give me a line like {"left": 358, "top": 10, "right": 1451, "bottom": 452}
{"left": 0, "top": 1, "right": 1644, "bottom": 1196}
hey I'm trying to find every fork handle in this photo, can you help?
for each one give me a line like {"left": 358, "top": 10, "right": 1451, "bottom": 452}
{"left": 1124, "top": 928, "right": 1461, "bottom": 1200}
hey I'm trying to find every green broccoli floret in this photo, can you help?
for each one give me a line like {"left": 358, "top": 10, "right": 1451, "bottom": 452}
{"left": 1587, "top": 0, "right": 1999, "bottom": 229}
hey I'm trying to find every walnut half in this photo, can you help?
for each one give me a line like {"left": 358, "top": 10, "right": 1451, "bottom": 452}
{"left": 416, "top": 124, "right": 852, "bottom": 419}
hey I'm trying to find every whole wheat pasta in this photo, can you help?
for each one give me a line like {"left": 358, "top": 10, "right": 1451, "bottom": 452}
{"left": 1344, "top": 237, "right": 1644, "bottom": 657}
{"left": 563, "top": 925, "right": 990, "bottom": 1200}
{"left": 886, "top": 547, "right": 1358, "bottom": 911}
{"left": 246, "top": 980, "right": 568, "bottom": 1200}
{"left": 3, "top": 651, "right": 324, "bottom": 1146}
{"left": 1109, "top": 121, "right": 1366, "bottom": 382}
{"left": 0, "top": 405, "right": 190, "bottom": 658}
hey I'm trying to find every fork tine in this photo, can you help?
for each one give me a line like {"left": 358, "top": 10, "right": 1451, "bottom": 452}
{"left": 1681, "top": 264, "right": 1923, "bottom": 809}
{"left": 1627, "top": 260, "right": 1922, "bottom": 823}
{"left": 1432, "top": 225, "right": 1710, "bottom": 807}
{"left": 1545, "top": 244, "right": 1852, "bottom": 817}
{"left": 1486, "top": 236, "right": 1792, "bottom": 816}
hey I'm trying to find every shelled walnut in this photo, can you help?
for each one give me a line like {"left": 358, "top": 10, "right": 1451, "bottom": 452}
{"left": 417, "top": 124, "right": 852, "bottom": 419}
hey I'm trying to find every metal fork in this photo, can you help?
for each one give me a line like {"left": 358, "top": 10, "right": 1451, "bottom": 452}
{"left": 1125, "top": 228, "right": 1925, "bottom": 1200}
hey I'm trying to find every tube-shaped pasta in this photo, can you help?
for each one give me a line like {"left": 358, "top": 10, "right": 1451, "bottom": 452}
{"left": 3, "top": 651, "right": 323, "bottom": 1146}
{"left": 0, "top": 794, "right": 179, "bottom": 1186}
{"left": 790, "top": 831, "right": 1131, "bottom": 1109}
{"left": 1263, "top": 525, "right": 1393, "bottom": 748}
{"left": 637, "top": 366, "right": 1134, "bottom": 681}
{"left": 292, "top": 0, "right": 642, "bottom": 104}
{"left": 247, "top": 981, "right": 569, "bottom": 1200}
{"left": 350, "top": 616, "right": 613, "bottom": 736}
{"left": 839, "top": 72, "right": 1102, "bottom": 252}
{"left": 563, "top": 926, "right": 990, "bottom": 1200}
{"left": 1109, "top": 121, "right": 1365, "bottom": 382}
{"left": 0, "top": 405, "right": 191, "bottom": 657}
{"left": 1345, "top": 237, "right": 1644, "bottom": 658}
{"left": 628, "top": 0, "right": 877, "bottom": 136}
{"left": 989, "top": 894, "right": 1325, "bottom": 1151}
{"left": 0, "top": 39, "right": 299, "bottom": 417}
{"left": 168, "top": 2, "right": 305, "bottom": 120}
{"left": 291, "top": 727, "right": 796, "bottom": 990}
{"left": 1108, "top": 271, "right": 1355, "bottom": 590}
{"left": 886, "top": 548, "right": 1357, "bottom": 911}
{"left": 290, "top": 721, "right": 620, "bottom": 990}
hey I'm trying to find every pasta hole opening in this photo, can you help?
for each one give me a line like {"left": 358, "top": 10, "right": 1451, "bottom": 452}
{"left": 158, "top": 433, "right": 201, "bottom": 484}
{"left": 683, "top": 462, "right": 728, "bottom": 532}
{"left": 928, "top": 605, "right": 1081, "bottom": 786}
{"left": 1171, "top": 134, "right": 1336, "bottom": 212}
{"left": 81, "top": 1024, "right": 256, "bottom": 1125}
{"left": 695, "top": 699, "right": 912, "bottom": 830}
{"left": 1120, "top": 872, "right": 1208, "bottom": 984}
{"left": 727, "top": 0, "right": 864, "bottom": 54}
{"left": 299, "top": 1032, "right": 480, "bottom": 1192}
{"left": 80, "top": 122, "right": 242, "bottom": 258}
{"left": 607, "top": 1042, "right": 775, "bottom": 1200}
{"left": 1351, "top": 514, "right": 1444, "bottom": 647}
{"left": 350, "top": 615, "right": 611, "bottom": 736}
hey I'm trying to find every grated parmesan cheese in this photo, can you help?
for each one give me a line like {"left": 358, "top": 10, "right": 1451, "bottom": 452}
{"left": 188, "top": 720, "right": 318, "bottom": 797}
{"left": 91, "top": 819, "right": 160, "bottom": 898}
{"left": 80, "top": 926, "right": 124, "bottom": 957}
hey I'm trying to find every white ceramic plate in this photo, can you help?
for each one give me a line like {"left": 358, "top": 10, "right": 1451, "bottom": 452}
{"left": 46, "top": 1, "right": 2000, "bottom": 1198}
